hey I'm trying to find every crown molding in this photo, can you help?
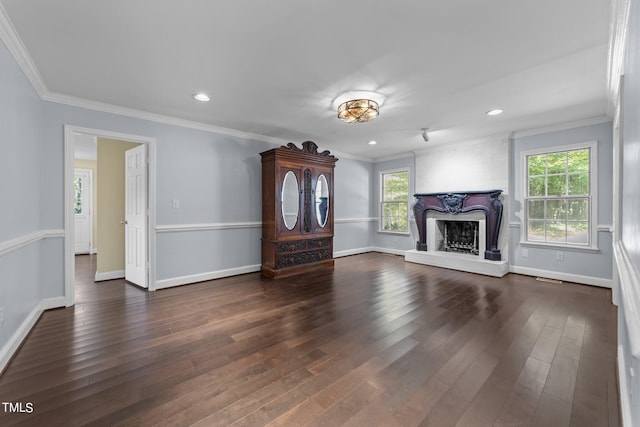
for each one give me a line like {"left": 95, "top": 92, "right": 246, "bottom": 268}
{"left": 2, "top": 3, "right": 616, "bottom": 165}
{"left": 607, "top": 0, "right": 631, "bottom": 114}
{"left": 511, "top": 115, "right": 612, "bottom": 139}
{"left": 0, "top": 3, "right": 48, "bottom": 97}
{"left": 372, "top": 152, "right": 416, "bottom": 163}
{"left": 43, "top": 92, "right": 291, "bottom": 146}
{"left": 0, "top": 5, "right": 294, "bottom": 148}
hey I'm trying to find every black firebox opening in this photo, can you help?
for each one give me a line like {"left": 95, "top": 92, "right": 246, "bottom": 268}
{"left": 437, "top": 220, "right": 479, "bottom": 255}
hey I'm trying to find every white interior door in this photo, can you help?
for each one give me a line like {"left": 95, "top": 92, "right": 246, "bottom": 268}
{"left": 125, "top": 145, "right": 147, "bottom": 287}
{"left": 74, "top": 168, "right": 92, "bottom": 254}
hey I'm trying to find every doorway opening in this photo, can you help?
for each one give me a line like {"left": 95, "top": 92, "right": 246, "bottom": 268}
{"left": 64, "top": 125, "right": 157, "bottom": 307}
{"left": 73, "top": 167, "right": 94, "bottom": 255}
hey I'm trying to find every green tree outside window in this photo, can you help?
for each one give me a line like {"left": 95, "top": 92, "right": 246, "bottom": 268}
{"left": 381, "top": 171, "right": 409, "bottom": 232}
{"left": 525, "top": 148, "right": 590, "bottom": 245}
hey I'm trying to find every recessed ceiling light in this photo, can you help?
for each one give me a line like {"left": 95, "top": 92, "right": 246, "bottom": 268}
{"left": 486, "top": 109, "right": 503, "bottom": 116}
{"left": 194, "top": 93, "right": 210, "bottom": 102}
{"left": 368, "top": 140, "right": 377, "bottom": 145}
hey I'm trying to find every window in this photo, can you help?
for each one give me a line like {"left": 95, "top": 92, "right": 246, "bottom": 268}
{"left": 380, "top": 170, "right": 410, "bottom": 232}
{"left": 524, "top": 143, "right": 595, "bottom": 246}
{"left": 74, "top": 176, "right": 83, "bottom": 214}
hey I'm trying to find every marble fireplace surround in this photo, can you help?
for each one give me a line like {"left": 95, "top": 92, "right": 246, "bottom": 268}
{"left": 405, "top": 190, "right": 508, "bottom": 277}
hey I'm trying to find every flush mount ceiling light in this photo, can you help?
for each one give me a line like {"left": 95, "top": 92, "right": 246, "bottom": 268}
{"left": 486, "top": 109, "right": 503, "bottom": 116}
{"left": 194, "top": 93, "right": 210, "bottom": 102}
{"left": 337, "top": 99, "right": 379, "bottom": 123}
{"left": 368, "top": 140, "right": 377, "bottom": 145}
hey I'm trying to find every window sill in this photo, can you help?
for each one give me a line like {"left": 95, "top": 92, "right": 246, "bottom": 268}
{"left": 519, "top": 241, "right": 600, "bottom": 253}
{"left": 378, "top": 230, "right": 411, "bottom": 236}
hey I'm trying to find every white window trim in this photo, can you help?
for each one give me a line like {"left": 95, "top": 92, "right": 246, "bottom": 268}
{"left": 378, "top": 167, "right": 411, "bottom": 234}
{"left": 520, "top": 140, "right": 598, "bottom": 250}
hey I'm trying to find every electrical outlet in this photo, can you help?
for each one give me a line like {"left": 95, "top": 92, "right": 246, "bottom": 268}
{"left": 172, "top": 199, "right": 180, "bottom": 209}
{"left": 555, "top": 251, "right": 564, "bottom": 261}
{"left": 0, "top": 306, "right": 5, "bottom": 327}
{"left": 522, "top": 248, "right": 529, "bottom": 258}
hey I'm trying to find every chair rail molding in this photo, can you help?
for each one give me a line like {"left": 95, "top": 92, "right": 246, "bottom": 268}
{"left": 0, "top": 229, "right": 65, "bottom": 257}
{"left": 156, "top": 221, "right": 262, "bottom": 233}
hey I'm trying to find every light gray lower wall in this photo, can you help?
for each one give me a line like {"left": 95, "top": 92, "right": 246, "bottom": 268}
{"left": 0, "top": 234, "right": 66, "bottom": 372}
{"left": 334, "top": 220, "right": 375, "bottom": 255}
{"left": 615, "top": 244, "right": 640, "bottom": 426}
{"left": 155, "top": 226, "right": 262, "bottom": 282}
{"left": 509, "top": 229, "right": 613, "bottom": 286}
{"left": 40, "top": 236, "right": 65, "bottom": 298}
{"left": 0, "top": 243, "right": 40, "bottom": 346}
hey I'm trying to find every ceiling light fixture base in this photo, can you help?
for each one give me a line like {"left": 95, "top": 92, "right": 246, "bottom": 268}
{"left": 421, "top": 128, "right": 429, "bottom": 142}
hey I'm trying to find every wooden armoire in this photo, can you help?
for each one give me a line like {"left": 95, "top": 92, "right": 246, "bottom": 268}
{"left": 260, "top": 141, "right": 338, "bottom": 278}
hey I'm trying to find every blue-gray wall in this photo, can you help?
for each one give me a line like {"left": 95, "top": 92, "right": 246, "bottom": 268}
{"left": 0, "top": 36, "right": 51, "bottom": 363}
{"left": 371, "top": 156, "right": 416, "bottom": 253}
{"left": 509, "top": 122, "right": 614, "bottom": 285}
{"left": 623, "top": 9, "right": 640, "bottom": 271}
{"left": 617, "top": 0, "right": 640, "bottom": 423}
{"left": 334, "top": 157, "right": 375, "bottom": 254}
{"left": 0, "top": 35, "right": 376, "bottom": 366}
{"left": 0, "top": 10, "right": 628, "bottom": 404}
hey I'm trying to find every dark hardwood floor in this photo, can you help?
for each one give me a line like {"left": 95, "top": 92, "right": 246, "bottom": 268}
{"left": 0, "top": 253, "right": 619, "bottom": 426}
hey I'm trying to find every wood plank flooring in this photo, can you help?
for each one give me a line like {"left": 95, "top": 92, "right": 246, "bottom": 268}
{"left": 0, "top": 253, "right": 620, "bottom": 426}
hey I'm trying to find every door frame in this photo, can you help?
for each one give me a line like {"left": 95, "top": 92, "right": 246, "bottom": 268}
{"left": 73, "top": 167, "right": 94, "bottom": 254}
{"left": 64, "top": 125, "right": 158, "bottom": 307}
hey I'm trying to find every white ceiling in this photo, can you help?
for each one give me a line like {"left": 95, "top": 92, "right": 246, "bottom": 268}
{"left": 1, "top": 1, "right": 613, "bottom": 160}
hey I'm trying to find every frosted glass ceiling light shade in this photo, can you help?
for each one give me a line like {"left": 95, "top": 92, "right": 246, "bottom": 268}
{"left": 337, "top": 99, "right": 379, "bottom": 123}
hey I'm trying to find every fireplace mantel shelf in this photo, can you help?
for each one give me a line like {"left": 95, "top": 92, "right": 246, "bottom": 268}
{"left": 413, "top": 190, "right": 503, "bottom": 261}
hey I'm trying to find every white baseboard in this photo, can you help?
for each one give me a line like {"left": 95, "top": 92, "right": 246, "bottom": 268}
{"left": 509, "top": 265, "right": 612, "bottom": 288}
{"left": 333, "top": 247, "right": 376, "bottom": 258}
{"left": 334, "top": 246, "right": 410, "bottom": 258}
{"left": 618, "top": 346, "right": 633, "bottom": 427}
{"left": 0, "top": 297, "right": 65, "bottom": 374}
{"left": 155, "top": 264, "right": 261, "bottom": 290}
{"left": 156, "top": 248, "right": 412, "bottom": 289}
{"left": 371, "top": 246, "right": 410, "bottom": 256}
{"left": 94, "top": 270, "right": 125, "bottom": 282}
